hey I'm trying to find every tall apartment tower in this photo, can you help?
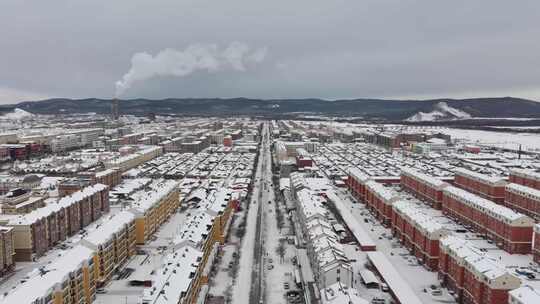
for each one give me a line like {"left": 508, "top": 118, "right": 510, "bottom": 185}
{"left": 111, "top": 98, "right": 119, "bottom": 120}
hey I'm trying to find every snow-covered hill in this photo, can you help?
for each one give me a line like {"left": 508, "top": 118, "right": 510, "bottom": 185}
{"left": 406, "top": 102, "right": 471, "bottom": 122}
{"left": 0, "top": 108, "right": 35, "bottom": 120}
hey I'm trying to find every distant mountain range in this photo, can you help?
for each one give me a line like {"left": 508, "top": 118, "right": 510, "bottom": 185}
{"left": 2, "top": 97, "right": 539, "bottom": 121}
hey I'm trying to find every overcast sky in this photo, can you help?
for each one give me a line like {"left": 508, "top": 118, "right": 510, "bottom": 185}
{"left": 1, "top": 0, "right": 540, "bottom": 104}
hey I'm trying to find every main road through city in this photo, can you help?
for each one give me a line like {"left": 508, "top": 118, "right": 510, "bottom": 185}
{"left": 250, "top": 122, "right": 272, "bottom": 304}
{"left": 232, "top": 122, "right": 273, "bottom": 304}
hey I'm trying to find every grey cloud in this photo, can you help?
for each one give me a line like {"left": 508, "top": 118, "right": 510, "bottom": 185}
{"left": 1, "top": 0, "right": 539, "bottom": 103}
{"left": 115, "top": 42, "right": 266, "bottom": 96}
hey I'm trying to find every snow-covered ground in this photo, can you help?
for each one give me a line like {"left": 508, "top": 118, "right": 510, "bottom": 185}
{"left": 231, "top": 124, "right": 268, "bottom": 304}
{"left": 439, "top": 127, "right": 540, "bottom": 151}
{"left": 406, "top": 102, "right": 471, "bottom": 122}
{"left": 0, "top": 108, "right": 35, "bottom": 120}
{"left": 260, "top": 170, "right": 299, "bottom": 304}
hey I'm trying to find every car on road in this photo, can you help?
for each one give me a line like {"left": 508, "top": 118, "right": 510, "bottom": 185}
{"left": 431, "top": 289, "right": 442, "bottom": 296}
{"left": 284, "top": 282, "right": 290, "bottom": 290}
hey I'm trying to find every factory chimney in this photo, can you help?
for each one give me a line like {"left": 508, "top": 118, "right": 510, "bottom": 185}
{"left": 111, "top": 98, "right": 119, "bottom": 120}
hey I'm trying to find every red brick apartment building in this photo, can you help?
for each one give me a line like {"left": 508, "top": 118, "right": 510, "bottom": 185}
{"left": 347, "top": 168, "right": 372, "bottom": 201}
{"left": 400, "top": 167, "right": 450, "bottom": 209}
{"left": 79, "top": 167, "right": 122, "bottom": 189}
{"left": 5, "top": 184, "right": 109, "bottom": 261}
{"left": 534, "top": 224, "right": 540, "bottom": 264}
{"left": 0, "top": 226, "right": 15, "bottom": 277}
{"left": 505, "top": 183, "right": 540, "bottom": 221}
{"left": 364, "top": 180, "right": 399, "bottom": 226}
{"left": 295, "top": 148, "right": 313, "bottom": 169}
{"left": 439, "top": 236, "right": 521, "bottom": 304}
{"left": 510, "top": 169, "right": 540, "bottom": 191}
{"left": 442, "top": 186, "right": 534, "bottom": 254}
{"left": 453, "top": 168, "right": 507, "bottom": 203}
{"left": 391, "top": 200, "right": 449, "bottom": 271}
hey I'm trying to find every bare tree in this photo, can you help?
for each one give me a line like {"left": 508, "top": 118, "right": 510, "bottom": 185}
{"left": 275, "top": 239, "right": 286, "bottom": 263}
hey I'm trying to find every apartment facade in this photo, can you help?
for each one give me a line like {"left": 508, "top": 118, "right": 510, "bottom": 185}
{"left": 131, "top": 180, "right": 179, "bottom": 244}
{"left": 346, "top": 167, "right": 372, "bottom": 201}
{"left": 534, "top": 224, "right": 540, "bottom": 264}
{"left": 454, "top": 168, "right": 507, "bottom": 203}
{"left": 438, "top": 236, "right": 521, "bottom": 304}
{"left": 80, "top": 211, "right": 136, "bottom": 287}
{"left": 6, "top": 184, "right": 109, "bottom": 261}
{"left": 442, "top": 186, "right": 534, "bottom": 254}
{"left": 0, "top": 245, "right": 97, "bottom": 304}
{"left": 391, "top": 200, "right": 450, "bottom": 271}
{"left": 364, "top": 180, "right": 399, "bottom": 226}
{"left": 505, "top": 183, "right": 540, "bottom": 221}
{"left": 0, "top": 226, "right": 14, "bottom": 277}
{"left": 509, "top": 169, "right": 540, "bottom": 191}
{"left": 400, "top": 167, "right": 449, "bottom": 209}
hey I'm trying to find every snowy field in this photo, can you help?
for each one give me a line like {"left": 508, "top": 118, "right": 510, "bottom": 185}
{"left": 435, "top": 127, "right": 540, "bottom": 152}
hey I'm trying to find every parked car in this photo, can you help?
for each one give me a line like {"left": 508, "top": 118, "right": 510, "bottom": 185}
{"left": 371, "top": 298, "right": 385, "bottom": 304}
{"left": 431, "top": 289, "right": 442, "bottom": 296}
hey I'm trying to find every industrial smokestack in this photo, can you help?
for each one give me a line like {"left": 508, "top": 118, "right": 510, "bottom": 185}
{"left": 114, "top": 42, "right": 267, "bottom": 97}
{"left": 111, "top": 98, "right": 119, "bottom": 120}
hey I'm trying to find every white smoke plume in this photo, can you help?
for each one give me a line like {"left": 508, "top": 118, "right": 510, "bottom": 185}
{"left": 115, "top": 42, "right": 267, "bottom": 97}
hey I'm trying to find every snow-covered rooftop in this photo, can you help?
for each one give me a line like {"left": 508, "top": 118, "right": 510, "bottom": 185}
{"left": 0, "top": 245, "right": 94, "bottom": 304}
{"left": 400, "top": 167, "right": 448, "bottom": 189}
{"left": 443, "top": 186, "right": 533, "bottom": 225}
{"left": 509, "top": 285, "right": 540, "bottom": 303}
{"left": 141, "top": 244, "right": 202, "bottom": 304}
{"left": 506, "top": 183, "right": 540, "bottom": 201}
{"left": 511, "top": 168, "right": 540, "bottom": 182}
{"left": 82, "top": 210, "right": 135, "bottom": 247}
{"left": 454, "top": 167, "right": 507, "bottom": 186}
{"left": 8, "top": 183, "right": 107, "bottom": 225}
{"left": 131, "top": 179, "right": 178, "bottom": 214}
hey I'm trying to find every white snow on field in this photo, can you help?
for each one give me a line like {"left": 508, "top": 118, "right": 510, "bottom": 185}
{"left": 232, "top": 126, "right": 268, "bottom": 304}
{"left": 406, "top": 102, "right": 471, "bottom": 122}
{"left": 1, "top": 108, "right": 35, "bottom": 120}
{"left": 438, "top": 128, "right": 540, "bottom": 151}
{"left": 406, "top": 110, "right": 447, "bottom": 122}
{"left": 436, "top": 102, "right": 471, "bottom": 119}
